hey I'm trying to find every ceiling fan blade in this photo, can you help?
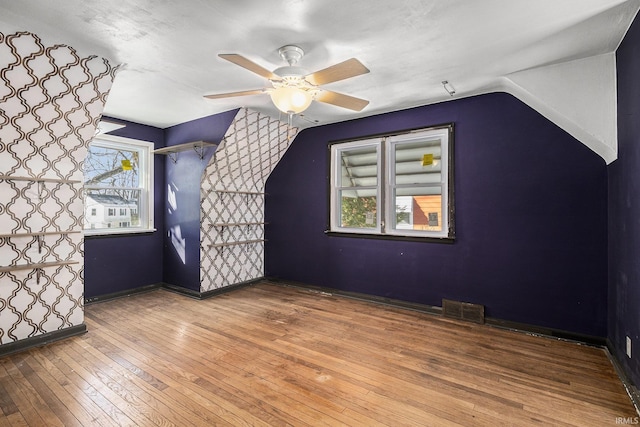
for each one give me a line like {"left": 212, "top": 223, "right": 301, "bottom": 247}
{"left": 316, "top": 90, "right": 369, "bottom": 111}
{"left": 204, "top": 89, "right": 265, "bottom": 99}
{"left": 218, "top": 54, "right": 281, "bottom": 81}
{"left": 305, "top": 58, "right": 370, "bottom": 86}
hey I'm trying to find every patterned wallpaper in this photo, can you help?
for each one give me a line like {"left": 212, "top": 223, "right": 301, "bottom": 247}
{"left": 0, "top": 31, "right": 116, "bottom": 345}
{"left": 200, "top": 108, "right": 297, "bottom": 292}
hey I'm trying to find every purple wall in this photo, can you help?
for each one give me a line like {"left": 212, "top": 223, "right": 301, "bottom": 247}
{"left": 609, "top": 13, "right": 640, "bottom": 387}
{"left": 84, "top": 118, "right": 165, "bottom": 299}
{"left": 265, "top": 92, "right": 608, "bottom": 337}
{"left": 163, "top": 110, "right": 238, "bottom": 291}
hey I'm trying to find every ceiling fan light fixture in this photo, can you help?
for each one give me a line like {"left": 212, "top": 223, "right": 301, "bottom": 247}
{"left": 208, "top": 46, "right": 369, "bottom": 113}
{"left": 270, "top": 86, "right": 314, "bottom": 114}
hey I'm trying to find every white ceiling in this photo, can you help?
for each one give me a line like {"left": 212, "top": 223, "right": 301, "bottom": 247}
{"left": 0, "top": 0, "right": 637, "bottom": 129}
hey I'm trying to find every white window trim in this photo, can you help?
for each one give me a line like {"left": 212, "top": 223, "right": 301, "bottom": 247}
{"left": 84, "top": 134, "right": 155, "bottom": 236}
{"left": 329, "top": 125, "right": 454, "bottom": 240}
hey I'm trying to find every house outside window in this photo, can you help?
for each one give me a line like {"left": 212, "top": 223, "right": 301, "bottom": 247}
{"left": 84, "top": 134, "right": 154, "bottom": 235}
{"left": 329, "top": 124, "right": 454, "bottom": 241}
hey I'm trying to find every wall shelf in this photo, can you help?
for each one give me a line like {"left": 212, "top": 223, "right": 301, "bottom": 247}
{"left": 209, "top": 189, "right": 265, "bottom": 195}
{"left": 208, "top": 239, "right": 266, "bottom": 249}
{"left": 209, "top": 222, "right": 266, "bottom": 228}
{"left": 154, "top": 140, "right": 218, "bottom": 163}
{"left": 0, "top": 260, "right": 79, "bottom": 284}
{"left": 0, "top": 260, "right": 79, "bottom": 273}
{"left": 0, "top": 231, "right": 82, "bottom": 239}
{"left": 0, "top": 175, "right": 81, "bottom": 184}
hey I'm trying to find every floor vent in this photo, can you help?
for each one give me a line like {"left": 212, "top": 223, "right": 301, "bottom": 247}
{"left": 442, "top": 299, "right": 485, "bottom": 324}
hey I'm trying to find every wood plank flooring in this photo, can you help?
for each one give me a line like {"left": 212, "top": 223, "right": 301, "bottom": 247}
{"left": 0, "top": 281, "right": 636, "bottom": 426}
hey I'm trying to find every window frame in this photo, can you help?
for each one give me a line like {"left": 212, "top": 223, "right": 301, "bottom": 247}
{"left": 329, "top": 138, "right": 382, "bottom": 235}
{"left": 84, "top": 134, "right": 155, "bottom": 236}
{"left": 328, "top": 124, "right": 455, "bottom": 243}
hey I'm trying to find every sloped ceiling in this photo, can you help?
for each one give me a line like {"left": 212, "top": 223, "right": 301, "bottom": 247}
{"left": 0, "top": 0, "right": 638, "bottom": 162}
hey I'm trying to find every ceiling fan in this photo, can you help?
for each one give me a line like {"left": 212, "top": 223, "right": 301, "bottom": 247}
{"left": 204, "top": 45, "right": 370, "bottom": 115}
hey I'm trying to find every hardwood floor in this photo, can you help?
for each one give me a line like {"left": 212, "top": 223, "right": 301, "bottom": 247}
{"left": 0, "top": 282, "right": 636, "bottom": 426}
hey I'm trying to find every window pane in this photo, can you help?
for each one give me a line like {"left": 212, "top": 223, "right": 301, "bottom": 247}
{"left": 84, "top": 188, "right": 141, "bottom": 230}
{"left": 84, "top": 135, "right": 154, "bottom": 235}
{"left": 394, "top": 139, "right": 442, "bottom": 185}
{"left": 339, "top": 145, "right": 378, "bottom": 187}
{"left": 340, "top": 190, "right": 377, "bottom": 229}
{"left": 393, "top": 187, "right": 443, "bottom": 232}
{"left": 85, "top": 145, "right": 139, "bottom": 187}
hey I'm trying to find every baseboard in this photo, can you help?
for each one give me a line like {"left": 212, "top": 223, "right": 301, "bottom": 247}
{"left": 85, "top": 278, "right": 265, "bottom": 303}
{"left": 161, "top": 282, "right": 203, "bottom": 299}
{"left": 265, "top": 277, "right": 444, "bottom": 315}
{"left": 485, "top": 317, "right": 606, "bottom": 347}
{"left": 162, "top": 277, "right": 263, "bottom": 300}
{"left": 0, "top": 324, "right": 87, "bottom": 358}
{"left": 85, "top": 283, "right": 162, "bottom": 304}
{"left": 607, "top": 339, "right": 640, "bottom": 416}
{"left": 265, "top": 277, "right": 605, "bottom": 346}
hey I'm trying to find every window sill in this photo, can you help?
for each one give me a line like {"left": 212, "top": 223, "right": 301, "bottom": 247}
{"left": 324, "top": 230, "right": 455, "bottom": 244}
{"left": 84, "top": 228, "right": 157, "bottom": 239}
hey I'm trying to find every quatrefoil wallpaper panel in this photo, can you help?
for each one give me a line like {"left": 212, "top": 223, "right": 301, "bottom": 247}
{"left": 0, "top": 31, "right": 116, "bottom": 345}
{"left": 200, "top": 108, "right": 298, "bottom": 292}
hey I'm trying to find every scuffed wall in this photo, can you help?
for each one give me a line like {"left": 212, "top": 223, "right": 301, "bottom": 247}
{"left": 0, "top": 32, "right": 117, "bottom": 344}
{"left": 200, "top": 108, "right": 297, "bottom": 291}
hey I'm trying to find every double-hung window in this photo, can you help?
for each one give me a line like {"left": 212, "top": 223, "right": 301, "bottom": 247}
{"left": 84, "top": 134, "right": 155, "bottom": 235}
{"left": 330, "top": 124, "right": 454, "bottom": 240}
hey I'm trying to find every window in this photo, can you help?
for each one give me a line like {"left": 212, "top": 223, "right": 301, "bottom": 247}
{"left": 330, "top": 124, "right": 454, "bottom": 240}
{"left": 84, "top": 134, "right": 154, "bottom": 235}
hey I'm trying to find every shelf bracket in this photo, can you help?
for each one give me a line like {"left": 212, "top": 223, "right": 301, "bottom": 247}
{"left": 193, "top": 144, "right": 206, "bottom": 160}
{"left": 38, "top": 180, "right": 45, "bottom": 200}
{"left": 167, "top": 152, "right": 178, "bottom": 164}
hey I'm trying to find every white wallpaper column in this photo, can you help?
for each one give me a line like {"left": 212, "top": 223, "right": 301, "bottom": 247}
{"left": 200, "top": 108, "right": 297, "bottom": 292}
{"left": 0, "top": 31, "right": 117, "bottom": 345}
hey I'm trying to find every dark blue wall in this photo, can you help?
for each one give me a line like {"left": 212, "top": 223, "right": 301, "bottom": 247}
{"left": 609, "top": 12, "right": 640, "bottom": 387}
{"left": 265, "top": 92, "right": 608, "bottom": 337}
{"left": 84, "top": 118, "right": 166, "bottom": 299}
{"left": 163, "top": 110, "right": 238, "bottom": 291}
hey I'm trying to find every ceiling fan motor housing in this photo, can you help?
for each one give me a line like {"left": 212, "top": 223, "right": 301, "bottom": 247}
{"left": 273, "top": 66, "right": 309, "bottom": 80}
